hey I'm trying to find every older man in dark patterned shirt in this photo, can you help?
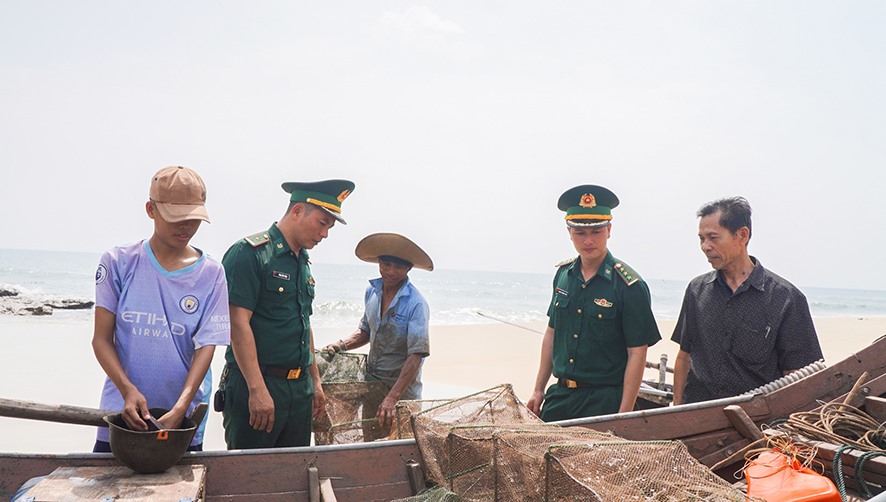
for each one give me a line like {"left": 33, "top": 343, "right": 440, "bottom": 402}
{"left": 671, "top": 197, "right": 823, "bottom": 405}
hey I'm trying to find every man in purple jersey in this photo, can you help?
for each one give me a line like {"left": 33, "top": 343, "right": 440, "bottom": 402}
{"left": 91, "top": 166, "right": 230, "bottom": 452}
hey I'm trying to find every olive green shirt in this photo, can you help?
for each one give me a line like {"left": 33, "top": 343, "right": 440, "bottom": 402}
{"left": 547, "top": 251, "right": 661, "bottom": 386}
{"left": 222, "top": 224, "right": 315, "bottom": 368}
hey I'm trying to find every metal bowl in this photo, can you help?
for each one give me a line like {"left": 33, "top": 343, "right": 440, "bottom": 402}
{"left": 103, "top": 407, "right": 197, "bottom": 474}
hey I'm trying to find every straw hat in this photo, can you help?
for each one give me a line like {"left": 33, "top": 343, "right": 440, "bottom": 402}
{"left": 355, "top": 233, "right": 434, "bottom": 271}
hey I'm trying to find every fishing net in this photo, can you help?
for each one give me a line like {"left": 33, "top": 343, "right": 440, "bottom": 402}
{"left": 544, "top": 440, "right": 756, "bottom": 501}
{"left": 390, "top": 485, "right": 462, "bottom": 502}
{"left": 391, "top": 399, "right": 455, "bottom": 440}
{"left": 491, "top": 426, "right": 615, "bottom": 501}
{"left": 410, "top": 384, "right": 542, "bottom": 488}
{"left": 316, "top": 350, "right": 367, "bottom": 382}
{"left": 427, "top": 424, "right": 617, "bottom": 501}
{"left": 313, "top": 351, "right": 390, "bottom": 445}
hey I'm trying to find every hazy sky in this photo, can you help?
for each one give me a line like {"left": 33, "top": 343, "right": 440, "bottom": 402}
{"left": 1, "top": 2, "right": 884, "bottom": 290}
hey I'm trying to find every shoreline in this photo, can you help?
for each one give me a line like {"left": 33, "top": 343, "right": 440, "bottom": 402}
{"left": 1, "top": 315, "right": 884, "bottom": 453}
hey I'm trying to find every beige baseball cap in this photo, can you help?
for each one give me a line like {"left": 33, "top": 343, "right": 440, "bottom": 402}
{"left": 149, "top": 166, "right": 211, "bottom": 223}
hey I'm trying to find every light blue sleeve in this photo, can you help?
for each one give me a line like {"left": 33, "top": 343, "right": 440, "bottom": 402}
{"left": 94, "top": 248, "right": 121, "bottom": 314}
{"left": 193, "top": 261, "right": 231, "bottom": 349}
{"left": 358, "top": 285, "right": 373, "bottom": 333}
{"left": 407, "top": 296, "right": 430, "bottom": 357}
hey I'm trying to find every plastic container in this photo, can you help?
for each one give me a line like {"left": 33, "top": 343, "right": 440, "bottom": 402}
{"left": 745, "top": 450, "right": 840, "bottom": 502}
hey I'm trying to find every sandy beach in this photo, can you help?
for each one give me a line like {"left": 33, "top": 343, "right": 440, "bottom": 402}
{"left": 2, "top": 314, "right": 884, "bottom": 454}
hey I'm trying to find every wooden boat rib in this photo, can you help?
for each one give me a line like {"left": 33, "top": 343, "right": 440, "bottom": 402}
{"left": 3, "top": 335, "right": 886, "bottom": 501}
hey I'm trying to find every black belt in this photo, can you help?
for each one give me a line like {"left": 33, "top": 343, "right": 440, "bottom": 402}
{"left": 226, "top": 363, "right": 305, "bottom": 380}
{"left": 262, "top": 365, "right": 303, "bottom": 380}
{"left": 558, "top": 378, "right": 592, "bottom": 389}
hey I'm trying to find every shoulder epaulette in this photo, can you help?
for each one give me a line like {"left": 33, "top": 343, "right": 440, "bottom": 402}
{"left": 555, "top": 257, "right": 577, "bottom": 268}
{"left": 613, "top": 262, "right": 639, "bottom": 286}
{"left": 244, "top": 231, "right": 270, "bottom": 247}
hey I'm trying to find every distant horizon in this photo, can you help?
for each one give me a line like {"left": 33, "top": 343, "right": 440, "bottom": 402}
{"left": 2, "top": 246, "right": 885, "bottom": 295}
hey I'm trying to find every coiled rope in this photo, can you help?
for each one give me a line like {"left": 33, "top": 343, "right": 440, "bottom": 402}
{"left": 771, "top": 371, "right": 886, "bottom": 500}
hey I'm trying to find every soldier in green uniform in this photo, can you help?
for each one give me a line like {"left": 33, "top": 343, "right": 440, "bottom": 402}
{"left": 220, "top": 179, "right": 355, "bottom": 449}
{"left": 527, "top": 185, "right": 661, "bottom": 422}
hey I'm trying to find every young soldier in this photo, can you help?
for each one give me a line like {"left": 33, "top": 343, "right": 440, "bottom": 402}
{"left": 528, "top": 185, "right": 660, "bottom": 421}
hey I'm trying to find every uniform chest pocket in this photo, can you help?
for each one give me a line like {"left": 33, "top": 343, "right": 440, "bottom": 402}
{"left": 587, "top": 302, "right": 618, "bottom": 342}
{"left": 589, "top": 304, "right": 617, "bottom": 321}
{"left": 300, "top": 281, "right": 315, "bottom": 316}
{"left": 263, "top": 277, "right": 297, "bottom": 305}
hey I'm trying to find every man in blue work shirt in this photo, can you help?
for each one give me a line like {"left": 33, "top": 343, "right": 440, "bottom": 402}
{"left": 324, "top": 232, "right": 432, "bottom": 429}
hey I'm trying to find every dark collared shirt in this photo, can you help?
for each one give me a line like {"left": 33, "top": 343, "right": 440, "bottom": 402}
{"left": 222, "top": 224, "right": 315, "bottom": 368}
{"left": 671, "top": 257, "right": 823, "bottom": 403}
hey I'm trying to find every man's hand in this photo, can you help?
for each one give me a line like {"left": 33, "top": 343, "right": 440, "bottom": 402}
{"left": 157, "top": 407, "right": 187, "bottom": 430}
{"left": 312, "top": 387, "right": 327, "bottom": 421}
{"left": 376, "top": 395, "right": 398, "bottom": 430}
{"left": 527, "top": 390, "right": 545, "bottom": 417}
{"left": 321, "top": 340, "right": 347, "bottom": 359}
{"left": 120, "top": 388, "right": 150, "bottom": 431}
{"left": 248, "top": 385, "right": 276, "bottom": 432}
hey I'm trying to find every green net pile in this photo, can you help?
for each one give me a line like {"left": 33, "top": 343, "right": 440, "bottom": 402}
{"left": 390, "top": 485, "right": 462, "bottom": 502}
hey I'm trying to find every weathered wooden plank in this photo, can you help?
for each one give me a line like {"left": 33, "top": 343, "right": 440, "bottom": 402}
{"left": 22, "top": 465, "right": 205, "bottom": 501}
{"left": 0, "top": 398, "right": 108, "bottom": 427}
{"left": 0, "top": 442, "right": 423, "bottom": 502}
{"left": 865, "top": 396, "right": 886, "bottom": 422}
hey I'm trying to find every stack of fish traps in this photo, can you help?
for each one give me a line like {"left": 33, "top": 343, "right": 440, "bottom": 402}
{"left": 402, "top": 384, "right": 755, "bottom": 501}
{"left": 312, "top": 358, "right": 755, "bottom": 501}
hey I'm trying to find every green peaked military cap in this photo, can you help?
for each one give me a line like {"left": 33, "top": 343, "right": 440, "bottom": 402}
{"left": 558, "top": 185, "right": 619, "bottom": 228}
{"left": 281, "top": 179, "right": 355, "bottom": 224}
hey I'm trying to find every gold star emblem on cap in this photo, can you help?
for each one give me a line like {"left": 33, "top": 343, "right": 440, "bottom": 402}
{"left": 579, "top": 194, "right": 597, "bottom": 208}
{"left": 337, "top": 190, "right": 351, "bottom": 202}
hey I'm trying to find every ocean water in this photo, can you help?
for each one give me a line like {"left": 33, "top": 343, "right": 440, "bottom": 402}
{"left": 2, "top": 248, "right": 886, "bottom": 327}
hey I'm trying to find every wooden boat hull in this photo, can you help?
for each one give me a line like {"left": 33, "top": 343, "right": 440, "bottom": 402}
{"left": 0, "top": 441, "right": 425, "bottom": 502}
{"left": 3, "top": 335, "right": 885, "bottom": 501}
